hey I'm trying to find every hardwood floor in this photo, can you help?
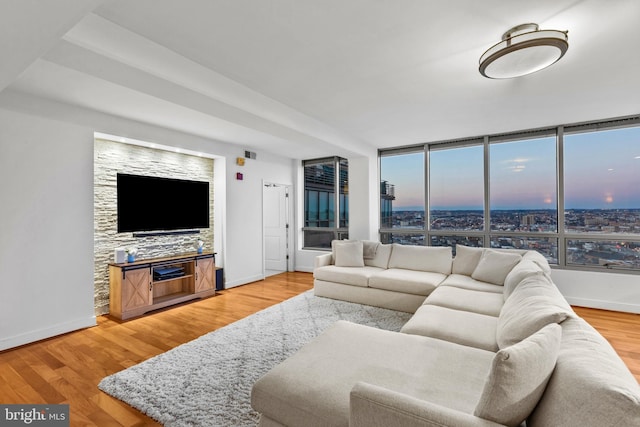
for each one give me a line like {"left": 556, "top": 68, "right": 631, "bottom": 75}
{"left": 0, "top": 272, "right": 313, "bottom": 426}
{"left": 573, "top": 305, "right": 640, "bottom": 381}
{"left": 0, "top": 271, "right": 638, "bottom": 426}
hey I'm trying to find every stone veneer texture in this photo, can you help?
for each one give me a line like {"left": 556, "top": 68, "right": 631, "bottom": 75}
{"left": 94, "top": 139, "right": 214, "bottom": 315}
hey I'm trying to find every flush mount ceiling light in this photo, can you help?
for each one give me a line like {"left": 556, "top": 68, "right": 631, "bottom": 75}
{"left": 479, "top": 23, "right": 568, "bottom": 79}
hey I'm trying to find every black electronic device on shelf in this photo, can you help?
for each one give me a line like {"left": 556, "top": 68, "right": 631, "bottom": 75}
{"left": 153, "top": 266, "right": 185, "bottom": 281}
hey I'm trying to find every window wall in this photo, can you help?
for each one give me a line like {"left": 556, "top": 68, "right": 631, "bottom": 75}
{"left": 303, "top": 157, "right": 348, "bottom": 249}
{"left": 488, "top": 134, "right": 559, "bottom": 262}
{"left": 563, "top": 125, "right": 640, "bottom": 269}
{"left": 379, "top": 116, "right": 640, "bottom": 272}
{"left": 379, "top": 150, "right": 424, "bottom": 244}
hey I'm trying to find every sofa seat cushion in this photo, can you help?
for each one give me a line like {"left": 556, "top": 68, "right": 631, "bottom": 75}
{"left": 314, "top": 265, "right": 384, "bottom": 288}
{"left": 528, "top": 317, "right": 640, "bottom": 427}
{"left": 424, "top": 286, "right": 504, "bottom": 317}
{"left": 368, "top": 268, "right": 447, "bottom": 296}
{"left": 252, "top": 321, "right": 494, "bottom": 427}
{"left": 401, "top": 304, "right": 498, "bottom": 352}
{"left": 439, "top": 274, "right": 504, "bottom": 294}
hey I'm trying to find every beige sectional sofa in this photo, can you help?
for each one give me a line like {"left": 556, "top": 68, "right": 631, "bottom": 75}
{"left": 252, "top": 241, "right": 640, "bottom": 427}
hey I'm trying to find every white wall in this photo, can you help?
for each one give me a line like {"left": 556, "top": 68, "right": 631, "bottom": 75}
{"left": 0, "top": 92, "right": 296, "bottom": 349}
{"left": 0, "top": 108, "right": 96, "bottom": 351}
{"left": 223, "top": 152, "right": 295, "bottom": 288}
{"left": 552, "top": 269, "right": 640, "bottom": 314}
{"left": 348, "top": 154, "right": 379, "bottom": 240}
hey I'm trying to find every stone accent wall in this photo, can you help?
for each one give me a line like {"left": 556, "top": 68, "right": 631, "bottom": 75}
{"left": 94, "top": 139, "right": 214, "bottom": 315}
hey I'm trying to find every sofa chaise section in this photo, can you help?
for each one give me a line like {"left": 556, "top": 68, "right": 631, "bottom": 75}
{"left": 253, "top": 320, "right": 565, "bottom": 427}
{"left": 252, "top": 320, "right": 496, "bottom": 427}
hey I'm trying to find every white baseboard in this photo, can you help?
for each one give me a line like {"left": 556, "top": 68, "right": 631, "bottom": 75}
{"left": 0, "top": 316, "right": 97, "bottom": 351}
{"left": 295, "top": 266, "right": 313, "bottom": 273}
{"left": 565, "top": 296, "right": 640, "bottom": 314}
{"left": 224, "top": 273, "right": 266, "bottom": 289}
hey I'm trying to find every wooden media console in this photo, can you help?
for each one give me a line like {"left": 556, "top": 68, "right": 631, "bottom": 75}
{"left": 109, "top": 252, "right": 216, "bottom": 320}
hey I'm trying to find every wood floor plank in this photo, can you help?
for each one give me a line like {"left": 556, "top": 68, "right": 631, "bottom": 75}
{"left": 0, "top": 272, "right": 637, "bottom": 427}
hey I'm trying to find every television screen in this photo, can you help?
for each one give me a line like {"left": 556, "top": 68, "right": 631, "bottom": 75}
{"left": 117, "top": 173, "right": 210, "bottom": 232}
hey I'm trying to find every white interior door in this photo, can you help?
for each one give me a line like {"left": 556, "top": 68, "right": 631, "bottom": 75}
{"left": 264, "top": 184, "right": 288, "bottom": 274}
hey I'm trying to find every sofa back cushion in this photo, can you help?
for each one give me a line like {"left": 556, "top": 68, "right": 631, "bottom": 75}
{"left": 474, "top": 323, "right": 562, "bottom": 427}
{"left": 503, "top": 259, "right": 544, "bottom": 301}
{"left": 521, "top": 250, "right": 552, "bottom": 275}
{"left": 363, "top": 242, "right": 392, "bottom": 269}
{"left": 452, "top": 245, "right": 484, "bottom": 275}
{"left": 333, "top": 240, "right": 365, "bottom": 267}
{"left": 528, "top": 317, "right": 640, "bottom": 427}
{"left": 388, "top": 244, "right": 452, "bottom": 274}
{"left": 471, "top": 250, "right": 522, "bottom": 285}
{"left": 497, "top": 274, "right": 573, "bottom": 349}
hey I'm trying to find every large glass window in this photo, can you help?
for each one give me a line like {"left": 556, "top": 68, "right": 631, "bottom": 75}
{"left": 431, "top": 236, "right": 483, "bottom": 254}
{"left": 339, "top": 158, "right": 349, "bottom": 228}
{"left": 380, "top": 232, "right": 426, "bottom": 245}
{"left": 379, "top": 116, "right": 640, "bottom": 272}
{"left": 430, "top": 144, "right": 484, "bottom": 231}
{"left": 303, "top": 157, "right": 348, "bottom": 249}
{"left": 379, "top": 150, "right": 425, "bottom": 245}
{"left": 566, "top": 239, "right": 640, "bottom": 268}
{"left": 490, "top": 236, "right": 558, "bottom": 264}
{"left": 489, "top": 136, "right": 557, "bottom": 232}
{"left": 564, "top": 126, "right": 640, "bottom": 234}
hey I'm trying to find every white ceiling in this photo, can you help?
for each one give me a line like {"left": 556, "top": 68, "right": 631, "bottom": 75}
{"left": 2, "top": 0, "right": 639, "bottom": 159}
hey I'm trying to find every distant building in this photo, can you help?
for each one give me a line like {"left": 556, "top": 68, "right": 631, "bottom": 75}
{"left": 521, "top": 214, "right": 536, "bottom": 226}
{"left": 380, "top": 180, "right": 395, "bottom": 228}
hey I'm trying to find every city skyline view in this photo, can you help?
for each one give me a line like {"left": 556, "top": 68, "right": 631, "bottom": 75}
{"left": 381, "top": 126, "right": 640, "bottom": 211}
{"left": 384, "top": 208, "right": 640, "bottom": 268}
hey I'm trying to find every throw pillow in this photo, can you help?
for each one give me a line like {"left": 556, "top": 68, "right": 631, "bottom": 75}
{"left": 471, "top": 250, "right": 522, "bottom": 285}
{"left": 364, "top": 243, "right": 392, "bottom": 269}
{"left": 502, "top": 259, "right": 543, "bottom": 301}
{"left": 474, "top": 323, "right": 562, "bottom": 427}
{"left": 334, "top": 240, "right": 365, "bottom": 267}
{"left": 522, "top": 250, "right": 552, "bottom": 275}
{"left": 497, "top": 274, "right": 573, "bottom": 348}
{"left": 452, "top": 245, "right": 484, "bottom": 275}
{"left": 362, "top": 240, "right": 380, "bottom": 260}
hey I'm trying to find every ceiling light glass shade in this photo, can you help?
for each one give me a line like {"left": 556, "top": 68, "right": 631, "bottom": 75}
{"left": 479, "top": 23, "right": 568, "bottom": 79}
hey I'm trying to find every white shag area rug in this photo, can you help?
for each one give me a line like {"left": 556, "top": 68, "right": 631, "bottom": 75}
{"left": 98, "top": 291, "right": 411, "bottom": 426}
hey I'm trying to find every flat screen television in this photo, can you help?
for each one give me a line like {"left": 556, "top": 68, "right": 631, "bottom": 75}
{"left": 117, "top": 173, "right": 210, "bottom": 233}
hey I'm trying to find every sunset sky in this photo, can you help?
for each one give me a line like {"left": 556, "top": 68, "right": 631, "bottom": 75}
{"left": 381, "top": 126, "right": 640, "bottom": 211}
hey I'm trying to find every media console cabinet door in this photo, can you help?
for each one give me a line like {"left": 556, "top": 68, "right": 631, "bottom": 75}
{"left": 121, "top": 267, "right": 152, "bottom": 312}
{"left": 195, "top": 256, "right": 215, "bottom": 293}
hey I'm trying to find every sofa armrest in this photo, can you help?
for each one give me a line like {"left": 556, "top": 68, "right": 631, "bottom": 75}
{"left": 350, "top": 382, "right": 505, "bottom": 427}
{"left": 314, "top": 253, "right": 333, "bottom": 269}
